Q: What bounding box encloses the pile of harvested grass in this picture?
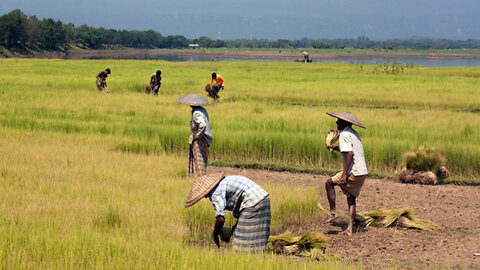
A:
[398,170,439,185]
[268,231,328,256]
[205,84,219,99]
[399,146,450,185]
[145,85,151,94]
[403,145,446,172]
[356,208,437,231]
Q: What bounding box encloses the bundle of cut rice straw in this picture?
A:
[268,231,328,254]
[356,208,437,231]
[325,129,340,152]
[268,231,340,261]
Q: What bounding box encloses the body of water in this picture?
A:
[78,54,480,67]
[139,55,480,67]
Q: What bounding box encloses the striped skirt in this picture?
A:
[233,196,271,252]
[188,137,209,177]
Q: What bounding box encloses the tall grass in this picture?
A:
[0,128,352,269]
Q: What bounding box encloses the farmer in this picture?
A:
[149,70,162,95]
[177,94,213,177]
[302,51,311,63]
[323,111,368,236]
[184,171,271,252]
[207,72,225,99]
[96,68,111,93]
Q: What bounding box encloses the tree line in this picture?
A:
[2,9,480,52]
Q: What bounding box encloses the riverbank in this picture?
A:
[2,47,480,61]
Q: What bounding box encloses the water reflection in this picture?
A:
[68,53,480,67]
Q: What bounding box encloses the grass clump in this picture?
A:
[93,207,122,229]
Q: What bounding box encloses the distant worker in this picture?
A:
[302,51,311,63]
[177,93,213,177]
[205,72,225,100]
[185,171,271,252]
[323,111,368,236]
[96,68,111,93]
[147,70,162,95]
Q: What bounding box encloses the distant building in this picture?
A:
[188,44,200,49]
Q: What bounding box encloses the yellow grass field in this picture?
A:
[1,58,479,268]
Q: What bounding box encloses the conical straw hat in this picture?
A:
[326,111,366,129]
[177,93,212,106]
[185,171,225,207]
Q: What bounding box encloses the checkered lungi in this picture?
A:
[96,78,107,92]
[188,137,209,177]
[233,196,271,252]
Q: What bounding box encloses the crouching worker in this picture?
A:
[150,70,162,95]
[96,68,111,93]
[323,111,368,236]
[206,72,225,100]
[177,94,213,177]
[185,171,271,252]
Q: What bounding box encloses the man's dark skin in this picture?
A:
[324,118,357,236]
[204,191,226,248]
[212,216,225,248]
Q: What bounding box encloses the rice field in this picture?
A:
[0,58,479,268]
[1,58,479,179]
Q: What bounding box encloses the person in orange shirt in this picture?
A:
[210,72,225,91]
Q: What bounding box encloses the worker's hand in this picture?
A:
[327,145,338,151]
[188,134,194,144]
[213,233,220,248]
[221,86,224,90]
[339,173,347,185]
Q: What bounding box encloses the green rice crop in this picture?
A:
[1,58,479,181]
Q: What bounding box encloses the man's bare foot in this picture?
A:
[344,227,353,236]
[322,213,338,223]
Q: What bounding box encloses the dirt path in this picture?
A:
[209,166,480,269]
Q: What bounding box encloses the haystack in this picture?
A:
[356,208,437,231]
[398,146,450,185]
[398,170,439,185]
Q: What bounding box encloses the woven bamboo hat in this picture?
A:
[177,93,212,106]
[326,111,366,129]
[185,171,225,207]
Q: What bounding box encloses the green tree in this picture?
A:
[0,9,28,49]
[38,18,66,49]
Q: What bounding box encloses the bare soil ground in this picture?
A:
[209,166,480,269]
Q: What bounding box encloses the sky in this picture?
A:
[1,0,479,40]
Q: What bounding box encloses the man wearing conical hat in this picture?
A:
[185,171,271,252]
[177,94,213,176]
[323,111,368,236]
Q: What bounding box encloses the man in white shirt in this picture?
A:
[324,111,368,236]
